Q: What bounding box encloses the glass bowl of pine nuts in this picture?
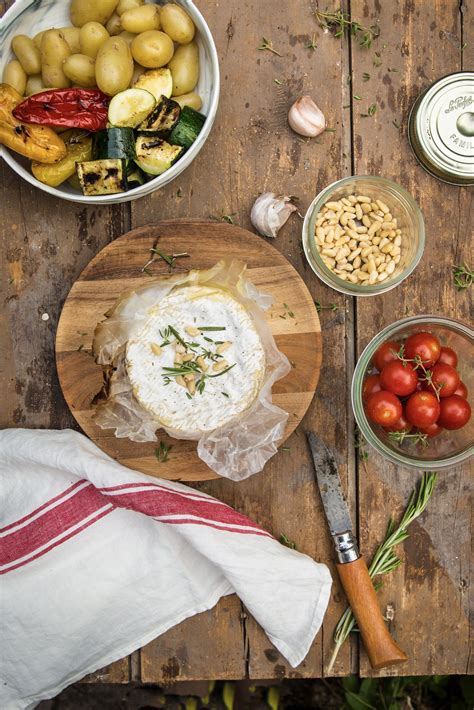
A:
[302,175,425,296]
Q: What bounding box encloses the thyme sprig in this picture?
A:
[327,472,437,672]
[394,346,443,400]
[258,36,282,56]
[142,240,190,274]
[388,430,429,448]
[314,9,379,49]
[155,441,171,463]
[315,300,344,312]
[452,263,473,291]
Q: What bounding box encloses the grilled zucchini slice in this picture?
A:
[138,95,181,133]
[77,158,127,195]
[135,136,184,175]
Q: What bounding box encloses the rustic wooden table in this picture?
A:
[1,0,472,683]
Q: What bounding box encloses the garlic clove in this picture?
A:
[288,95,326,138]
[250,192,299,239]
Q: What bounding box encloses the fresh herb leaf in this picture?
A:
[280,533,297,550]
[306,33,317,50]
[258,36,282,56]
[155,441,172,463]
[197,326,226,331]
[353,94,362,100]
[452,263,473,291]
[315,300,344,312]
[314,9,379,49]
[362,72,370,81]
[221,391,229,398]
[273,78,283,85]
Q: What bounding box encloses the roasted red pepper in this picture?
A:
[12,89,110,132]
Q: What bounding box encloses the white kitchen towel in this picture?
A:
[0,429,332,710]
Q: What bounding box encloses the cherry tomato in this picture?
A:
[380,361,418,397]
[384,411,412,433]
[438,346,458,368]
[424,362,460,398]
[405,391,440,428]
[366,390,402,426]
[372,340,400,372]
[418,422,444,438]
[453,381,468,399]
[363,374,382,401]
[437,395,472,430]
[404,331,441,367]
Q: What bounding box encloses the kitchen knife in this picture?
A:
[307,431,407,670]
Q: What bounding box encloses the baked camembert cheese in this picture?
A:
[125,284,266,435]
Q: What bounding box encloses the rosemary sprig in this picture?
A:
[155,441,172,463]
[167,325,187,348]
[452,263,473,291]
[314,9,379,48]
[197,326,226,331]
[327,472,437,672]
[280,533,298,550]
[315,300,344,312]
[362,72,370,81]
[257,37,282,56]
[306,33,317,50]
[142,242,190,274]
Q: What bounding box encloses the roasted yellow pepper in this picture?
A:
[32,130,92,187]
[0,83,67,164]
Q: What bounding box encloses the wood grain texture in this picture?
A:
[1,0,471,684]
[55,221,322,481]
[350,0,473,678]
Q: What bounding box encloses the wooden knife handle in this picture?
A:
[337,556,408,669]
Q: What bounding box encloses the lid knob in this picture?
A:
[456,111,474,137]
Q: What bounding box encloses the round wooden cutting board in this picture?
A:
[56,221,321,481]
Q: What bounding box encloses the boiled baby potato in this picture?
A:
[106,12,123,35]
[63,54,96,87]
[175,91,202,111]
[167,41,199,96]
[12,34,41,75]
[59,27,82,53]
[25,74,46,95]
[121,4,161,33]
[116,0,143,15]
[80,22,110,58]
[160,3,195,44]
[41,30,71,88]
[70,0,119,27]
[33,30,46,50]
[131,30,174,68]
[3,60,27,95]
[95,36,133,95]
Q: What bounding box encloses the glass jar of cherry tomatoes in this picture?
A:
[352,315,473,469]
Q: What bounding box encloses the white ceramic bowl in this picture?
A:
[0,0,220,204]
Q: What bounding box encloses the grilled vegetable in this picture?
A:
[0,83,67,163]
[137,95,180,133]
[13,88,110,131]
[168,105,205,149]
[135,135,183,175]
[32,130,92,186]
[108,87,155,127]
[132,68,172,100]
[127,164,147,187]
[77,158,126,195]
[93,126,135,160]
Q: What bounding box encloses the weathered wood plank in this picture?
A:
[350,0,472,677]
[135,0,357,680]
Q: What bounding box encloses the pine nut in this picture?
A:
[376,199,390,214]
[353,256,361,269]
[361,202,372,213]
[175,375,186,387]
[356,195,371,203]
[394,235,402,246]
[378,272,388,282]
[348,195,357,203]
[348,248,361,261]
[325,201,341,210]
[322,247,337,256]
[150,343,162,356]
[348,238,357,248]
[176,344,186,354]
[186,326,200,337]
[326,228,335,243]
[368,258,376,273]
[358,271,370,280]
[394,255,401,264]
[355,203,363,220]
[182,353,195,362]
[368,270,378,284]
[386,260,396,275]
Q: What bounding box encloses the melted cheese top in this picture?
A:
[125,285,266,435]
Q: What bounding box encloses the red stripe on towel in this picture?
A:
[0,485,113,566]
[0,506,114,575]
[0,480,88,533]
[102,488,268,534]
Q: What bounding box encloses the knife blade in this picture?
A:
[307,431,408,670]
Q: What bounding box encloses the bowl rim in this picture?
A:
[302,174,425,297]
[351,314,474,470]
[0,0,220,205]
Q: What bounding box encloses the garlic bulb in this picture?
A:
[288,95,326,137]
[250,192,299,239]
